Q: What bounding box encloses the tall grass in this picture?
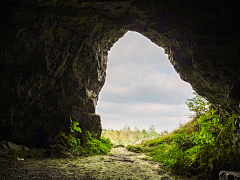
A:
[109,111,240,180]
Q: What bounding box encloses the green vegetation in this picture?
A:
[2,91,240,179]
[0,117,113,160]
[51,117,113,158]
[101,124,160,146]
[102,91,240,179]
[0,148,43,160]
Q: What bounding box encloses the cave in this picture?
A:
[1,0,240,148]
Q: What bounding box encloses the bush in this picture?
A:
[85,131,112,155]
[138,92,240,179]
[52,117,113,158]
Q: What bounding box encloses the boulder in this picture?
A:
[133,138,150,146]
[112,144,125,148]
[0,141,29,151]
[7,142,21,151]
[219,171,240,180]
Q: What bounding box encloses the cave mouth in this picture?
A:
[1,0,240,149]
[96,31,194,134]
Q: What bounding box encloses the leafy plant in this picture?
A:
[53,116,113,158]
[124,92,240,179]
[52,117,85,157]
[185,91,210,118]
[85,131,112,155]
[188,109,239,175]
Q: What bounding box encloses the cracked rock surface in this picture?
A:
[1,0,240,147]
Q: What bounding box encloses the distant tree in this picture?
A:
[132,126,140,139]
[139,129,149,139]
[148,125,160,139]
[185,91,211,118]
[122,125,131,137]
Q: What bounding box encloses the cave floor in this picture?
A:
[0,147,199,180]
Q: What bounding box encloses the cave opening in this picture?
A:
[96,31,194,134]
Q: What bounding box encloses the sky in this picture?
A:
[96,31,195,134]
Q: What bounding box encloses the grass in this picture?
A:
[0,148,44,160]
[107,112,240,180]
[2,112,239,180]
[101,124,160,146]
[0,133,113,160]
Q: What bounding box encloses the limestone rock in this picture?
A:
[1,1,240,149]
[0,143,8,150]
[7,142,21,151]
[112,144,125,148]
[133,138,150,146]
[0,141,29,151]
[219,171,240,180]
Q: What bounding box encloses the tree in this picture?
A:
[148,125,160,139]
[185,91,211,118]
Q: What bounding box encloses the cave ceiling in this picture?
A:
[1,0,240,147]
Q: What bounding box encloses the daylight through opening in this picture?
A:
[96,31,194,136]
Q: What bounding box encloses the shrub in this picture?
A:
[52,117,113,158]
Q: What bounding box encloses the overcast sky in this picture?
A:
[96,31,194,134]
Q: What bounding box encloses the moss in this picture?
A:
[42,28,53,40]
[51,79,55,86]
[63,96,72,104]
[37,76,48,89]
[92,22,103,35]
[126,145,150,153]
[143,134,173,147]
[58,27,68,37]
[17,85,24,93]
[0,149,44,160]
[64,16,88,26]
[72,55,81,76]
[54,59,67,77]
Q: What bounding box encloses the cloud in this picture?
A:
[97,101,190,119]
[108,31,170,70]
[96,31,194,133]
[99,69,192,104]
[97,100,193,133]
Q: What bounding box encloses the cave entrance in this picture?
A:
[96,31,194,134]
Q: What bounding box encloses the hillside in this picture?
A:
[101,92,240,179]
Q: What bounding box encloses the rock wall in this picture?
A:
[1,0,240,147]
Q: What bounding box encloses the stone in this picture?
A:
[7,142,21,151]
[21,145,30,151]
[219,171,240,180]
[1,1,240,149]
[0,143,8,150]
[0,141,9,150]
[112,144,124,148]
[133,138,150,146]
[0,141,30,151]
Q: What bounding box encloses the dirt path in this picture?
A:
[0,147,198,180]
